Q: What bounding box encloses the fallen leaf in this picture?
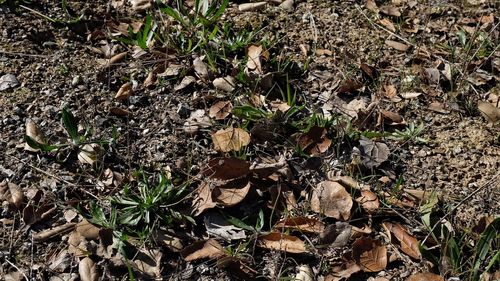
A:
[257,232,307,253]
[366,0,378,12]
[310,181,353,220]
[381,110,405,125]
[297,126,332,155]
[424,68,440,85]
[109,107,130,116]
[204,211,247,240]
[338,79,363,94]
[319,221,352,247]
[352,237,387,272]
[360,63,379,80]
[114,82,132,101]
[428,102,450,114]
[158,64,183,77]
[213,76,236,92]
[23,204,56,225]
[467,70,493,86]
[269,100,291,112]
[0,74,20,91]
[383,222,421,259]
[316,49,333,56]
[106,51,127,67]
[385,40,409,52]
[76,219,100,240]
[174,76,196,92]
[379,5,401,17]
[238,2,267,12]
[78,144,101,165]
[192,181,217,216]
[383,84,401,102]
[212,127,251,152]
[130,0,152,11]
[133,249,162,278]
[79,257,98,281]
[213,178,251,207]
[209,101,233,120]
[25,119,47,152]
[406,272,444,281]
[193,56,209,80]
[0,181,23,210]
[202,157,250,180]
[379,18,396,32]
[295,265,314,281]
[326,260,361,280]
[359,137,390,168]
[274,217,325,233]
[478,101,500,124]
[246,45,264,75]
[356,190,380,213]
[400,92,422,99]
[181,239,226,261]
[154,230,183,252]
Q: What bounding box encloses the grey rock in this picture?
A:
[0,74,20,91]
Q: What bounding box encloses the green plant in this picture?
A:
[25,107,112,164]
[390,122,426,144]
[111,170,194,234]
[115,15,155,50]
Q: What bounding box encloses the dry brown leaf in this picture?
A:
[326,260,361,281]
[360,63,378,80]
[359,137,390,168]
[400,92,422,99]
[213,178,251,207]
[130,0,152,11]
[212,127,250,152]
[297,126,331,155]
[381,110,405,125]
[406,272,444,281]
[319,222,352,247]
[133,249,162,278]
[352,237,387,272]
[379,18,396,32]
[76,219,100,240]
[274,217,325,233]
[315,49,333,56]
[193,57,209,80]
[310,181,353,220]
[154,230,183,252]
[385,40,409,52]
[338,79,363,94]
[202,157,250,180]
[106,51,127,67]
[115,82,132,101]
[428,102,451,114]
[269,101,291,113]
[238,2,266,12]
[174,75,196,92]
[246,45,263,75]
[79,257,98,281]
[379,5,401,17]
[25,119,46,152]
[192,181,217,216]
[23,204,56,225]
[257,232,307,253]
[478,101,500,124]
[365,0,378,12]
[355,190,380,213]
[209,101,233,120]
[383,222,421,259]
[383,83,401,102]
[213,76,236,92]
[181,239,226,261]
[1,182,23,210]
[109,107,130,116]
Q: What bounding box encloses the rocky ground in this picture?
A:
[0,0,499,280]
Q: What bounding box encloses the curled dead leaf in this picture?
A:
[257,232,307,253]
[114,82,132,101]
[76,219,100,240]
[359,137,390,168]
[213,76,236,92]
[356,190,380,213]
[297,126,331,155]
[274,217,325,233]
[79,257,99,281]
[25,119,46,152]
[78,144,102,165]
[385,40,409,52]
[213,178,251,207]
[246,45,264,75]
[310,181,353,220]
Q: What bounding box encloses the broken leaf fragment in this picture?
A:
[257,232,307,253]
[212,127,250,152]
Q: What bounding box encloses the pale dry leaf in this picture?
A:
[257,232,307,253]
[356,190,380,213]
[383,222,421,259]
[78,144,101,165]
[406,272,444,281]
[133,249,162,278]
[193,57,209,79]
[381,110,405,125]
[383,84,401,102]
[478,101,500,124]
[213,76,236,92]
[310,181,353,220]
[5,182,23,210]
[318,221,352,247]
[326,260,361,281]
[192,181,217,216]
[246,45,263,75]
[380,5,401,17]
[130,0,152,11]
[79,257,99,281]
[295,265,314,281]
[352,237,387,272]
[115,82,132,101]
[385,40,409,52]
[400,92,422,99]
[365,0,378,12]
[76,219,100,240]
[379,18,396,32]
[209,101,233,120]
[181,239,226,261]
[158,64,183,77]
[204,211,247,240]
[174,76,196,92]
[238,2,266,12]
[25,119,46,152]
[106,51,127,67]
[359,137,389,168]
[269,101,291,112]
[274,216,325,233]
[212,127,250,152]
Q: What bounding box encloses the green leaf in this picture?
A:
[226,214,255,232]
[472,218,500,280]
[24,135,59,152]
[161,6,186,27]
[62,107,79,141]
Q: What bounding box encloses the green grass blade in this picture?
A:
[62,107,79,141]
